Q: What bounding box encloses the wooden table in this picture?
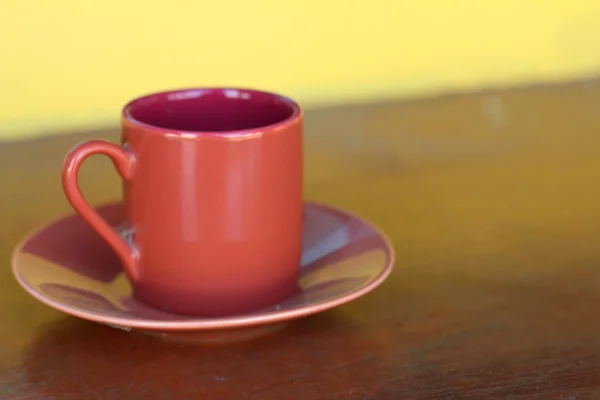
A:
[2,81,600,399]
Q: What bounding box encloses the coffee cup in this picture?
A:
[62,88,303,317]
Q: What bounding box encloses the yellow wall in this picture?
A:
[2,0,600,140]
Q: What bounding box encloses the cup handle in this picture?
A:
[62,140,139,281]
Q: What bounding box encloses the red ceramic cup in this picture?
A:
[62,88,303,317]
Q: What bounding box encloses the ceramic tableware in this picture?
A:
[12,202,394,340]
[62,88,303,316]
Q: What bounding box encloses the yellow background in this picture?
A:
[2,0,600,140]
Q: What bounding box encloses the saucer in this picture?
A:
[12,201,394,341]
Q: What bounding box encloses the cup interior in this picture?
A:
[124,88,299,133]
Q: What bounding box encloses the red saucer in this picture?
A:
[12,201,394,340]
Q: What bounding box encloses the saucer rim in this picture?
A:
[12,200,395,331]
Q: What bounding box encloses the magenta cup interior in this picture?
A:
[123,88,300,133]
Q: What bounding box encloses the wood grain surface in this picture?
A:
[2,81,600,399]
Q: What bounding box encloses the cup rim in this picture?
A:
[122,87,302,137]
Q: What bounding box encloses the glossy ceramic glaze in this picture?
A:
[12,202,394,333]
[62,88,303,316]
